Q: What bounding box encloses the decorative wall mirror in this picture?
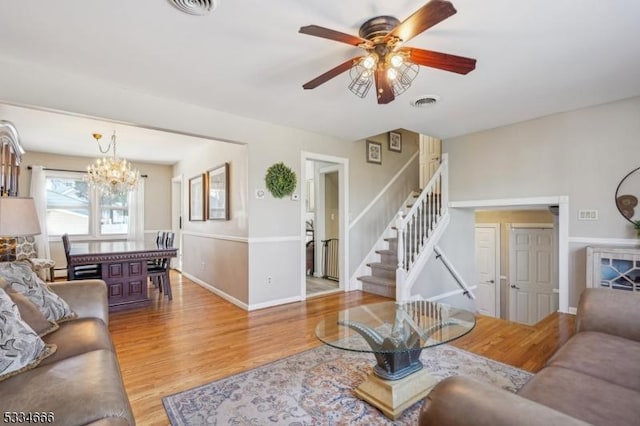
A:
[615,166,640,224]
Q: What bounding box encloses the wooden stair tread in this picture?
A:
[367,262,396,271]
[375,249,395,255]
[357,275,395,287]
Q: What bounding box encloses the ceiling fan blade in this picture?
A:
[405,47,476,74]
[388,0,457,44]
[302,57,363,90]
[299,25,367,47]
[374,69,395,104]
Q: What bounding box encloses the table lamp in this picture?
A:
[0,197,42,261]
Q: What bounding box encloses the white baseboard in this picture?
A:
[182,272,249,311]
[182,271,303,311]
[567,307,577,315]
[247,295,303,311]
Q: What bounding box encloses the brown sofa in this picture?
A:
[0,280,135,425]
[419,288,640,426]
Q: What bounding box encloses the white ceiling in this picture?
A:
[1,0,640,163]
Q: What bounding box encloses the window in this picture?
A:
[100,191,129,235]
[45,171,130,237]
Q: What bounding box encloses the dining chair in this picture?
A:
[164,232,175,248]
[148,257,172,300]
[148,231,166,288]
[62,233,102,280]
[15,236,56,281]
[148,231,174,300]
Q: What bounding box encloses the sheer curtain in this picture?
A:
[127,179,145,241]
[29,165,51,258]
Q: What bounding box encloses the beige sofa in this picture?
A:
[0,280,135,425]
[419,288,640,426]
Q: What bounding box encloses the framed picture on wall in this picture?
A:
[189,174,205,221]
[389,131,402,152]
[366,140,382,164]
[206,162,230,220]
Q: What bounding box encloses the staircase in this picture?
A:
[357,155,449,300]
[358,235,400,298]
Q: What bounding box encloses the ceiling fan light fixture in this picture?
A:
[362,54,378,70]
[390,61,419,96]
[348,62,374,98]
[389,53,404,68]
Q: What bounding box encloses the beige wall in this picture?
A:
[445,96,640,307]
[173,138,249,303]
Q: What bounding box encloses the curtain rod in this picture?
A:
[27,166,148,178]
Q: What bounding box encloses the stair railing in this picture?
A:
[434,245,476,299]
[396,154,449,300]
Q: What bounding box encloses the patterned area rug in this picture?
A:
[163,344,532,425]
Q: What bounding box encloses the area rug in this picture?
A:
[163,344,532,425]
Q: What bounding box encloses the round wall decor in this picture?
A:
[265,162,297,198]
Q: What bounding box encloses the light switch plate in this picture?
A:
[578,209,598,220]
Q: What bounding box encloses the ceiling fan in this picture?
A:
[299,0,476,104]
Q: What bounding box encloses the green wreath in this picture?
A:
[265,162,297,198]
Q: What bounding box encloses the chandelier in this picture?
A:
[86,131,140,194]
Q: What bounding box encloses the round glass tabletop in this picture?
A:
[315,300,476,354]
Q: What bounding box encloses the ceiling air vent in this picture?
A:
[168,0,217,15]
[410,95,441,108]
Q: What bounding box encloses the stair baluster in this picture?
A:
[357,154,450,301]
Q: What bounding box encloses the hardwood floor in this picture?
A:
[109,271,575,425]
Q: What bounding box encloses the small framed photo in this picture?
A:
[366,140,382,165]
[189,174,205,221]
[206,162,230,221]
[389,131,402,152]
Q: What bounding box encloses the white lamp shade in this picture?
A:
[0,197,42,237]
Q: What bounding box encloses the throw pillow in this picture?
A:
[0,261,75,322]
[0,287,56,382]
[6,287,59,337]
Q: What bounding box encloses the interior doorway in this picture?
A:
[171,175,183,271]
[300,152,349,299]
[474,208,559,323]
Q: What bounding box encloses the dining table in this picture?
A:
[67,240,178,311]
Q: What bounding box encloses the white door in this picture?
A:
[475,225,499,317]
[419,135,441,188]
[509,227,557,325]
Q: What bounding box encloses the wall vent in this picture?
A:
[168,0,217,15]
[410,95,441,108]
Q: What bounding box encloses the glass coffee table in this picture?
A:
[315,300,475,420]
